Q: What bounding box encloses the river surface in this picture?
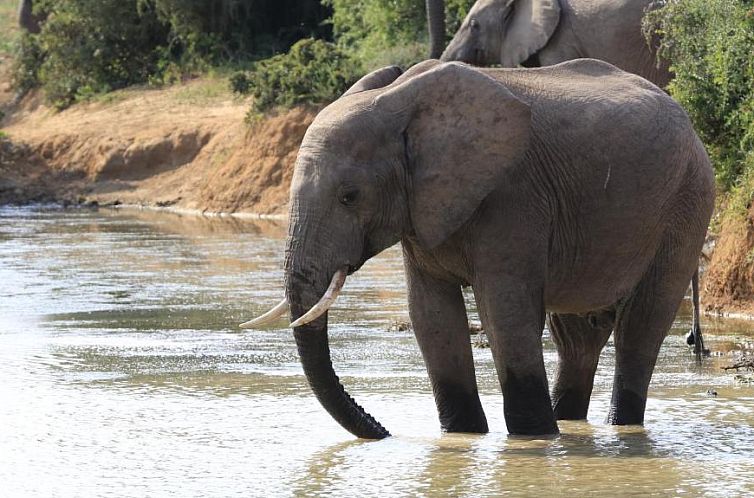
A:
[1,206,753,497]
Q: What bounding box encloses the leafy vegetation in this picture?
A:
[5,0,480,111]
[231,38,361,120]
[325,0,473,69]
[229,0,476,119]
[645,0,754,193]
[11,0,331,108]
[0,0,21,55]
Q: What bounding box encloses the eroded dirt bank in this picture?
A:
[703,206,754,317]
[0,80,317,215]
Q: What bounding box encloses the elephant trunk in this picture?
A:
[285,254,389,439]
[292,321,389,439]
[426,0,446,59]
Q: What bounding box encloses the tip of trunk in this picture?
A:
[294,322,390,440]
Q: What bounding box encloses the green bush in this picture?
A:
[34,0,169,109]
[237,38,361,119]
[12,0,332,109]
[11,33,44,94]
[149,0,331,61]
[325,0,474,69]
[645,0,754,190]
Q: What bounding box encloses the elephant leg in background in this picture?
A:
[548,312,614,420]
[607,231,702,425]
[474,274,558,435]
[405,257,488,433]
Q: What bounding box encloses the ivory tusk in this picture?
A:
[290,267,348,328]
[239,298,289,329]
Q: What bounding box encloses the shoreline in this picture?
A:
[109,203,287,221]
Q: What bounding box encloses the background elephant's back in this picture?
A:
[542,0,671,87]
[484,58,676,122]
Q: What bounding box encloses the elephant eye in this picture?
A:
[470,18,480,30]
[338,187,360,207]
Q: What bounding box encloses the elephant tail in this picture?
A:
[686,268,710,361]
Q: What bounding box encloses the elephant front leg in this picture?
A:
[474,276,558,436]
[405,260,488,434]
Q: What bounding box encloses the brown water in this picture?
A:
[1,206,753,497]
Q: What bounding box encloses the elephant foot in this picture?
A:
[442,416,489,434]
[436,382,489,434]
[605,389,646,425]
[503,371,559,436]
[552,387,590,420]
[505,415,559,436]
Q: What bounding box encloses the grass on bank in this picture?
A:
[0,0,20,56]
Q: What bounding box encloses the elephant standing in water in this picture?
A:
[434,0,709,353]
[243,60,714,438]
[430,0,670,87]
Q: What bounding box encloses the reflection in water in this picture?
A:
[1,206,753,497]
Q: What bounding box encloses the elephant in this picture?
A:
[434,0,671,88]
[436,0,711,354]
[243,59,714,438]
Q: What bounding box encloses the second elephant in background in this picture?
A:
[434,0,670,87]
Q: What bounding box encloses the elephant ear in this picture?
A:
[501,0,561,67]
[373,62,531,249]
[342,66,403,97]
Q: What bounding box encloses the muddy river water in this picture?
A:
[1,206,753,497]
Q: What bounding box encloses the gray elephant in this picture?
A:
[436,0,712,354]
[434,0,670,87]
[243,59,714,438]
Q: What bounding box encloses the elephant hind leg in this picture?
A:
[607,230,705,425]
[549,312,614,420]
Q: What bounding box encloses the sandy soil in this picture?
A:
[0,78,317,214]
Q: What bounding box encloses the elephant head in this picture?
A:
[441,0,561,67]
[244,61,531,438]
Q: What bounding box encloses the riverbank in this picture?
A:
[0,78,317,215]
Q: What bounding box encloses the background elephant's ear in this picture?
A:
[374,62,531,249]
[501,0,561,67]
[342,66,403,97]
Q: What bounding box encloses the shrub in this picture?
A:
[11,32,44,94]
[645,0,754,190]
[149,0,331,61]
[12,0,333,108]
[229,71,251,95]
[239,38,361,119]
[34,0,169,109]
[325,0,474,69]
